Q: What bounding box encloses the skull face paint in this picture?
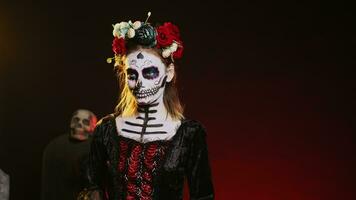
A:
[70,109,97,141]
[127,50,167,105]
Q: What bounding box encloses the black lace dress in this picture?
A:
[85,116,214,200]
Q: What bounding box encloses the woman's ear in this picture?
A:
[166,63,175,82]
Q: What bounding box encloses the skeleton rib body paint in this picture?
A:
[116,50,181,143]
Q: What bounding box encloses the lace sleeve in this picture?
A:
[78,122,108,199]
[185,122,215,200]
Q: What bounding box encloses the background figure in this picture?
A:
[0,169,9,200]
[41,109,97,200]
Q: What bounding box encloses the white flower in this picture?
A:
[112,23,121,37]
[119,22,129,29]
[133,21,141,29]
[127,28,135,38]
[112,22,130,38]
[162,48,172,58]
[169,42,178,52]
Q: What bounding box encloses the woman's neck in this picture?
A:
[136,96,169,121]
[116,95,181,143]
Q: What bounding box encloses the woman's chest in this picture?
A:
[105,135,189,179]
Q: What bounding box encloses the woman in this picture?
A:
[81,13,214,200]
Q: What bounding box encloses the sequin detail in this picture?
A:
[118,137,169,200]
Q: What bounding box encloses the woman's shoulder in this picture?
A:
[92,113,118,138]
[181,118,205,128]
[96,113,117,126]
[180,118,208,139]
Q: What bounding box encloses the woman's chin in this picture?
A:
[137,98,153,105]
[136,96,158,105]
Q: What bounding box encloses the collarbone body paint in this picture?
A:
[115,97,181,143]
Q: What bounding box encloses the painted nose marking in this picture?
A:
[137,52,144,59]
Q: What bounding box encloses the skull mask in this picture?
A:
[70,109,97,141]
[126,50,174,105]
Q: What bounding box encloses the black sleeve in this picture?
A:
[82,122,108,196]
[185,122,215,200]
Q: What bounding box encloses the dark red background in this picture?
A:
[0,0,355,199]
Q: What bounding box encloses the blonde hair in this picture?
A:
[114,47,184,120]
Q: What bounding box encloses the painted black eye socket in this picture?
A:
[127,68,138,80]
[82,119,90,126]
[142,66,159,79]
[72,117,80,123]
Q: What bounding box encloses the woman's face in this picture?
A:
[126,49,168,105]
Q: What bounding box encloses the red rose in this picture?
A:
[173,41,184,59]
[142,171,152,182]
[166,22,180,38]
[126,194,135,200]
[112,37,126,55]
[127,182,137,193]
[156,27,174,48]
[156,22,181,48]
[141,183,152,194]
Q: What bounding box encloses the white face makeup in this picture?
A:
[116,50,180,143]
[126,50,167,105]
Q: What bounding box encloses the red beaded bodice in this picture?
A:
[118,136,170,200]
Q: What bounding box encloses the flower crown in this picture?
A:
[107,12,184,66]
